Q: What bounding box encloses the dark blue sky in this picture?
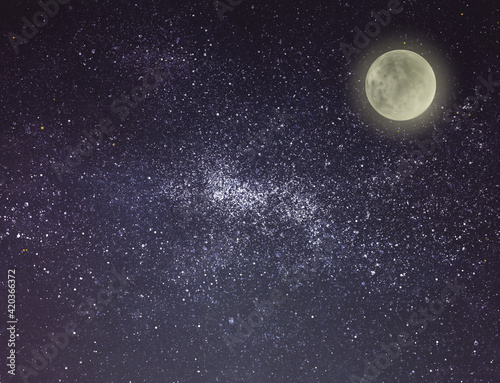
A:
[1,0,499,382]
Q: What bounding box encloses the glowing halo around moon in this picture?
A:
[365,49,437,121]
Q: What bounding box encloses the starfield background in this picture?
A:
[0,0,499,382]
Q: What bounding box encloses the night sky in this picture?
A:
[1,0,499,382]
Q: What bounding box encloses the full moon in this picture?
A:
[365,50,436,121]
